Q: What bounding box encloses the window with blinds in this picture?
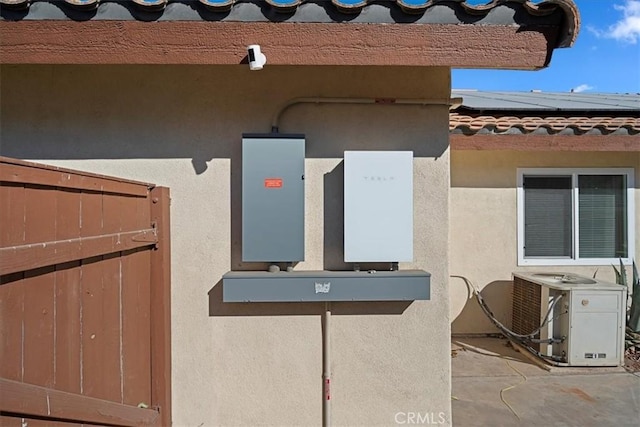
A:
[517,169,634,265]
[578,175,627,258]
[523,176,572,258]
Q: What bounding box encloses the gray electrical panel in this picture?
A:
[242,134,305,262]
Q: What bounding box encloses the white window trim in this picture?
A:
[517,168,635,266]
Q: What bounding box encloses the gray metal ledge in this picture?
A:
[222,270,430,302]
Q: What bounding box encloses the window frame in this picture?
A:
[517,168,635,266]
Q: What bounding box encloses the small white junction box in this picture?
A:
[344,151,413,263]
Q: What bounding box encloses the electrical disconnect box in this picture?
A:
[242,134,305,262]
[344,151,413,262]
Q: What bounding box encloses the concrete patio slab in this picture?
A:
[452,337,640,426]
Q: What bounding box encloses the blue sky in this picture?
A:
[452,0,640,93]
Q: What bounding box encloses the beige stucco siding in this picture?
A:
[1,64,452,426]
[450,150,640,334]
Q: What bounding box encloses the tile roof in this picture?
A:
[449,114,640,136]
[0,0,580,47]
[450,91,640,136]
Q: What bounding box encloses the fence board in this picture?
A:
[103,193,123,234]
[121,184,152,408]
[100,253,124,403]
[1,415,89,427]
[0,229,157,276]
[102,194,125,403]
[0,276,23,382]
[54,188,82,394]
[0,183,25,247]
[122,249,152,407]
[54,261,82,394]
[0,183,25,383]
[80,255,106,400]
[150,187,172,427]
[1,378,160,427]
[22,267,56,389]
[0,415,23,427]
[17,420,50,427]
[0,160,150,197]
[54,188,81,241]
[24,184,57,245]
[22,185,57,389]
[78,190,103,398]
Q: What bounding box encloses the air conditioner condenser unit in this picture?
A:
[512,272,626,367]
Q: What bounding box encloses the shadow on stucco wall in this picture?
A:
[451,280,513,334]
[0,66,449,167]
[323,161,346,271]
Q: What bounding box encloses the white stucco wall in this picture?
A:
[450,150,640,334]
[1,64,452,426]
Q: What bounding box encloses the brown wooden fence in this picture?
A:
[0,157,171,427]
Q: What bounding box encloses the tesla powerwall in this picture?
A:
[344,151,414,263]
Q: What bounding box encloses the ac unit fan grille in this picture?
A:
[512,276,542,351]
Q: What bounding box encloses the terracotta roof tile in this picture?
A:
[449,114,640,136]
[0,0,580,47]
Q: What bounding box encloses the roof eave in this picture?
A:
[0,20,562,68]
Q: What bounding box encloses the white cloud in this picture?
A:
[571,84,594,93]
[586,25,602,37]
[591,0,640,44]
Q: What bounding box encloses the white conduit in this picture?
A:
[323,302,331,427]
[271,97,463,133]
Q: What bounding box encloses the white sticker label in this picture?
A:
[315,282,331,294]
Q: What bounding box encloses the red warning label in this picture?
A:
[264,178,283,188]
